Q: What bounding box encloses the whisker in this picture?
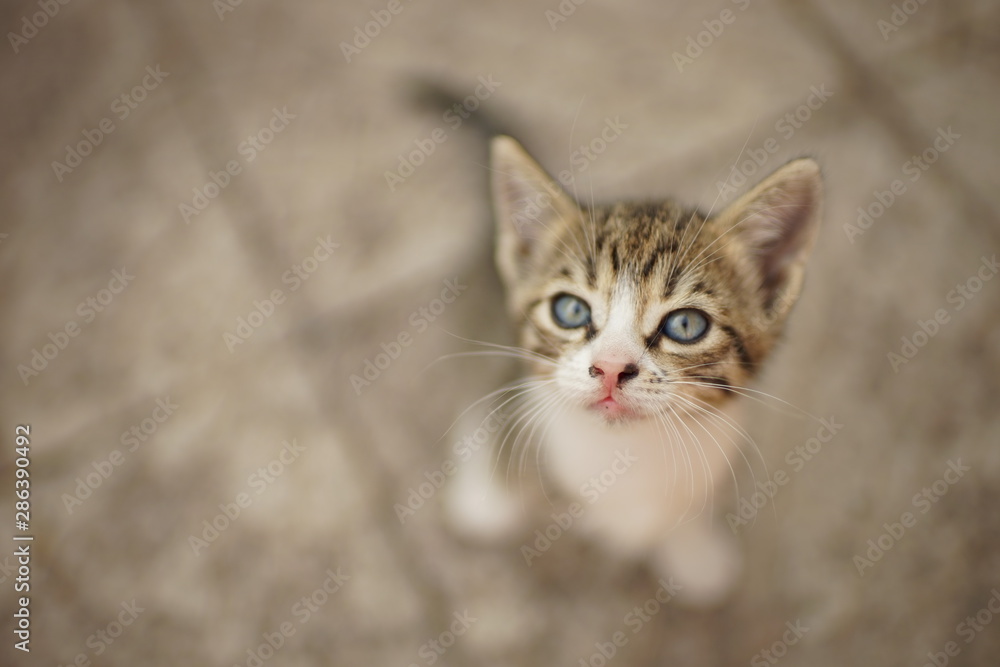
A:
[432,349,559,367]
[491,385,562,495]
[436,375,556,447]
[649,403,685,512]
[663,400,707,525]
[669,378,817,420]
[671,393,761,509]
[507,389,560,482]
[528,392,574,512]
[433,331,559,366]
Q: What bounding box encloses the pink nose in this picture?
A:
[589,360,639,391]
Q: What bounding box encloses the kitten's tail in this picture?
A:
[405,76,517,140]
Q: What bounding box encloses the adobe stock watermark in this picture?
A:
[350,277,467,395]
[51,65,170,182]
[544,0,588,31]
[384,74,501,192]
[8,0,73,54]
[877,0,931,40]
[853,458,969,576]
[189,439,306,556]
[213,0,245,21]
[500,148,599,238]
[750,620,810,666]
[340,0,416,63]
[556,116,629,188]
[920,588,1000,667]
[223,236,340,352]
[747,290,798,334]
[395,409,511,523]
[716,84,833,201]
[18,268,134,386]
[179,106,296,223]
[61,397,178,515]
[506,182,560,238]
[843,126,960,243]
[55,600,144,667]
[404,610,477,667]
[521,449,638,566]
[232,566,350,667]
[726,417,843,533]
[672,0,753,73]
[887,254,998,373]
[577,578,682,667]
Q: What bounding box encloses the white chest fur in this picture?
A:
[543,402,745,556]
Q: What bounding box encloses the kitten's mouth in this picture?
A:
[589,395,638,422]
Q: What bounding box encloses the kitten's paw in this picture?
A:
[652,522,742,608]
[443,440,524,543]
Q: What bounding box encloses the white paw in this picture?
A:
[651,522,742,607]
[443,436,524,542]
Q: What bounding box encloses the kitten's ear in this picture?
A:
[720,158,822,317]
[491,136,580,285]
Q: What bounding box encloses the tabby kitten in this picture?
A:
[447,136,822,604]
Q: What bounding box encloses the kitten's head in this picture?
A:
[490,136,821,424]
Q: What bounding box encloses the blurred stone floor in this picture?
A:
[2,0,1000,665]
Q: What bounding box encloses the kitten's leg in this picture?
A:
[443,410,526,542]
[651,520,742,607]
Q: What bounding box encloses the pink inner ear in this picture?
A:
[492,137,583,256]
[757,202,812,290]
[494,170,554,247]
[508,191,553,242]
[741,177,819,297]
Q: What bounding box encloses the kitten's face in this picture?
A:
[516,204,761,423]
[490,137,821,425]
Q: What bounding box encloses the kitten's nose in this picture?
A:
[589,360,640,388]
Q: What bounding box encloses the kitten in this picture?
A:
[446,135,822,605]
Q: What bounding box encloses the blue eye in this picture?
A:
[662,309,709,343]
[552,294,591,329]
